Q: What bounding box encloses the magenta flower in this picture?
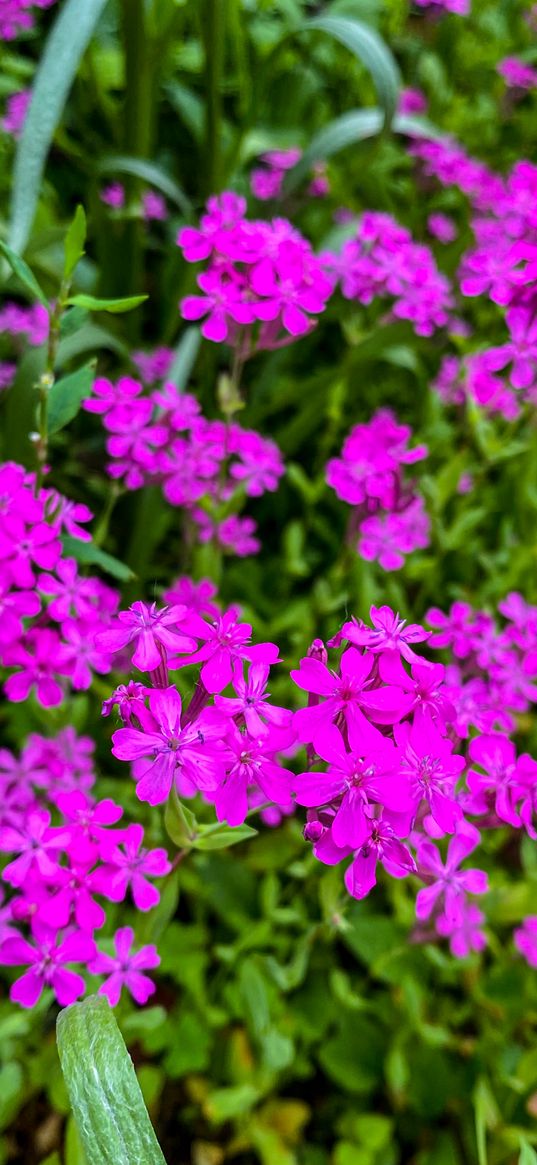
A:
[0,924,95,1008]
[181,269,256,342]
[436,902,487,958]
[4,630,72,707]
[415,824,488,924]
[95,601,196,672]
[100,182,125,209]
[89,823,170,910]
[467,733,525,826]
[342,605,430,664]
[90,926,160,1006]
[293,719,409,848]
[212,727,294,827]
[180,611,280,694]
[0,808,69,886]
[344,813,417,901]
[111,688,225,804]
[514,916,537,967]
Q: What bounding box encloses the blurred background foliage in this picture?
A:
[3,0,537,1163]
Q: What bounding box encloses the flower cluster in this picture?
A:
[82,376,285,556]
[94,597,537,970]
[326,409,430,571]
[98,597,295,822]
[0,0,55,40]
[498,57,537,92]
[250,147,329,201]
[0,462,119,707]
[0,300,49,391]
[322,211,455,337]
[0,728,167,1008]
[177,192,333,344]
[426,593,537,738]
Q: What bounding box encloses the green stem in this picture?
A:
[202,0,226,194]
[34,277,70,493]
[119,0,154,322]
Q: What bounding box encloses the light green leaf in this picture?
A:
[284,109,383,192]
[64,206,87,281]
[0,239,49,307]
[304,15,400,124]
[61,536,135,582]
[193,822,258,850]
[66,293,148,314]
[97,156,191,215]
[9,0,109,254]
[47,362,95,436]
[56,996,167,1165]
[57,323,129,366]
[519,1141,537,1165]
[392,113,447,141]
[167,327,201,391]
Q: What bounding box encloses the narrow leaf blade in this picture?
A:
[56,996,167,1165]
[97,155,191,215]
[61,536,135,582]
[0,239,49,307]
[9,0,108,254]
[304,15,400,125]
[284,109,383,193]
[64,206,87,281]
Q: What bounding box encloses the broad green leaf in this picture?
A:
[61,536,135,582]
[66,293,148,314]
[97,156,191,215]
[9,0,109,254]
[304,15,400,124]
[47,362,95,436]
[284,109,383,192]
[64,206,87,281]
[519,1141,537,1165]
[168,328,201,391]
[57,323,129,366]
[193,822,258,850]
[56,996,167,1165]
[0,239,49,307]
[164,788,199,848]
[392,113,447,141]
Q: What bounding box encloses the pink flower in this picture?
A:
[95,601,196,672]
[415,824,488,924]
[394,714,465,832]
[498,57,537,91]
[215,661,293,738]
[0,808,68,886]
[100,183,125,209]
[4,630,72,707]
[90,926,160,1006]
[436,902,487,958]
[142,191,168,222]
[1,924,95,1008]
[2,88,30,136]
[211,728,294,827]
[341,605,430,664]
[291,646,411,743]
[180,611,280,694]
[111,688,225,805]
[514,916,537,967]
[90,824,170,911]
[427,213,457,243]
[344,813,417,901]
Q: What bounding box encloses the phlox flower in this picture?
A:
[436,902,487,958]
[514,917,537,968]
[343,812,417,901]
[415,824,488,924]
[215,661,293,739]
[89,823,170,911]
[179,611,280,694]
[466,733,526,825]
[4,630,72,707]
[0,808,69,886]
[291,645,412,743]
[95,600,196,672]
[341,605,430,664]
[394,714,465,832]
[111,687,225,805]
[211,727,294,827]
[0,924,95,1009]
[91,926,160,1007]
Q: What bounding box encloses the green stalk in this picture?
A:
[34,276,70,492]
[119,0,154,323]
[202,0,226,194]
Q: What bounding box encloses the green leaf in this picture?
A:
[193,822,258,850]
[167,328,201,391]
[164,787,199,848]
[47,362,95,436]
[56,996,167,1165]
[392,113,447,142]
[304,15,400,124]
[9,0,109,254]
[519,1141,537,1165]
[66,293,148,314]
[0,238,49,307]
[284,109,383,192]
[61,536,135,582]
[97,156,191,215]
[64,206,87,281]
[57,323,129,366]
